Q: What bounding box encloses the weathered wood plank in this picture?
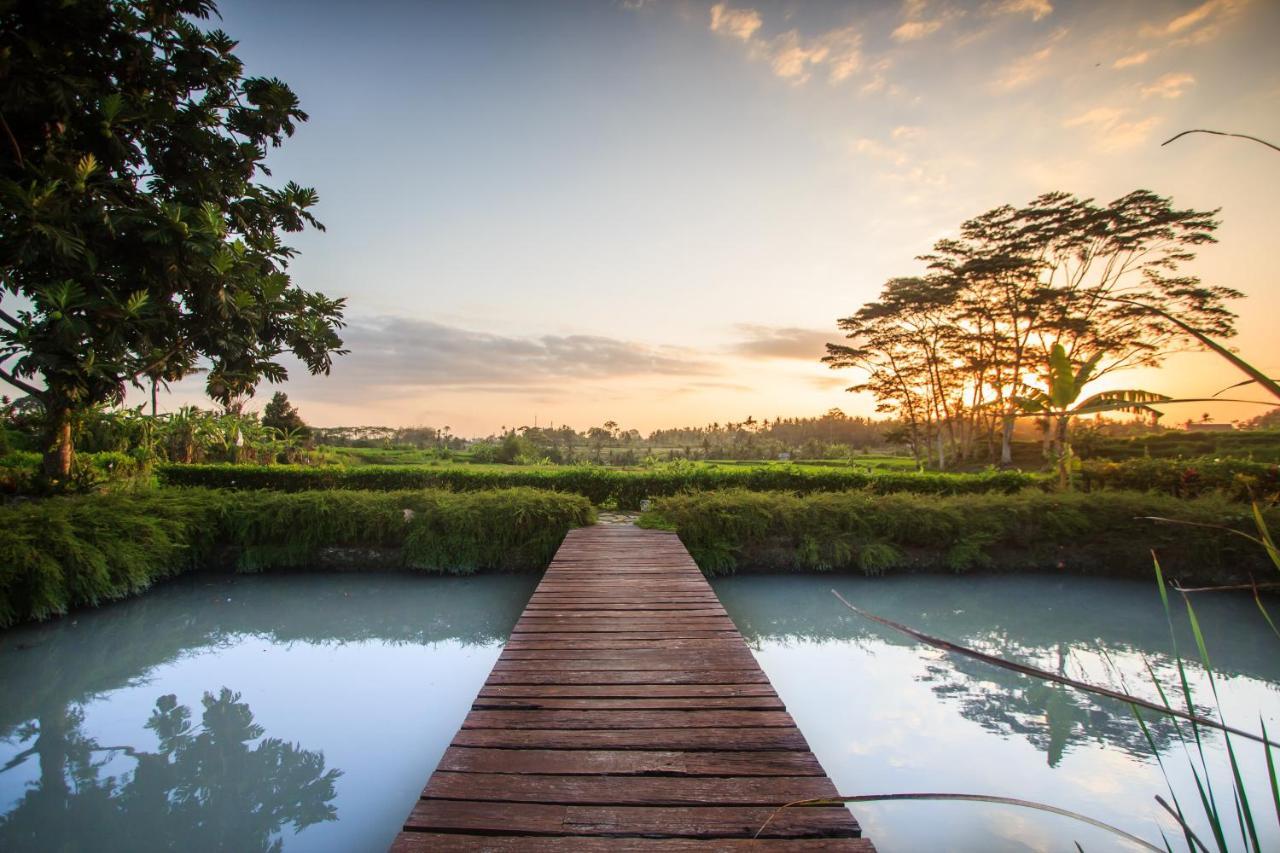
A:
[462,709,796,730]
[476,684,780,699]
[392,834,876,851]
[435,747,825,776]
[472,696,785,710]
[404,800,861,839]
[424,772,837,806]
[450,727,811,751]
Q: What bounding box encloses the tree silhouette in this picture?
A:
[0,689,341,852]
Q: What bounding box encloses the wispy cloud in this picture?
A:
[986,0,1054,21]
[991,28,1067,91]
[730,325,834,360]
[708,3,862,85]
[709,2,761,41]
[1063,106,1159,151]
[1143,0,1249,45]
[1113,50,1151,69]
[892,0,961,43]
[1142,71,1196,99]
[312,317,712,393]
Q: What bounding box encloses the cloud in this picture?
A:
[708,4,862,85]
[986,0,1053,20]
[1143,0,1249,45]
[308,317,712,393]
[991,29,1067,91]
[893,19,944,42]
[1142,71,1196,99]
[1113,50,1150,68]
[709,2,762,41]
[1063,106,1159,151]
[891,125,925,142]
[730,325,834,360]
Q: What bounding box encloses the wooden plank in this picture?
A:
[423,772,838,805]
[450,727,811,751]
[393,834,876,851]
[476,684,780,699]
[393,526,869,850]
[485,670,771,685]
[404,800,861,839]
[462,709,796,730]
[471,696,785,710]
[435,747,825,776]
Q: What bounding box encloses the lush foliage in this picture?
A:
[825,190,1237,469]
[155,462,1039,507]
[0,0,345,476]
[640,489,1277,581]
[1080,456,1280,502]
[1074,428,1280,463]
[0,487,593,627]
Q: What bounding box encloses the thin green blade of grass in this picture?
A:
[1156,556,1228,852]
[1133,702,1201,852]
[1156,795,1213,853]
[1262,718,1280,834]
[1183,593,1263,851]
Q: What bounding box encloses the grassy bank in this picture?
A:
[156,463,1036,506]
[0,487,593,628]
[639,489,1277,583]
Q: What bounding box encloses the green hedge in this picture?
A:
[0,487,593,628]
[639,489,1278,583]
[156,463,1038,507]
[1080,457,1280,502]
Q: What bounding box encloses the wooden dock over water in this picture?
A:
[392,525,872,850]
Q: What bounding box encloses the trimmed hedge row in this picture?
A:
[639,489,1278,583]
[156,463,1038,507]
[1080,457,1279,502]
[0,487,594,628]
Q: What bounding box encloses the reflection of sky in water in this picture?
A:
[0,573,536,853]
[2,571,1276,852]
[714,574,1280,853]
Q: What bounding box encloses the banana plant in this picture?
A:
[1015,344,1170,490]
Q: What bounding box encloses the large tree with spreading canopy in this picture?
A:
[0,0,346,479]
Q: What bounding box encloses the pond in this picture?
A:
[1,571,1276,852]
[0,573,536,852]
[712,574,1280,852]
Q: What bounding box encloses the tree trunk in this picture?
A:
[1055,415,1071,491]
[1000,414,1014,467]
[42,408,74,481]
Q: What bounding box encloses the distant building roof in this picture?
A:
[1183,422,1235,432]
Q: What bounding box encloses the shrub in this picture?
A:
[156,463,1039,507]
[0,487,594,628]
[639,489,1277,583]
[1080,456,1279,502]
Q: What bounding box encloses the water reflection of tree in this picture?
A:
[0,689,340,852]
[716,576,1274,767]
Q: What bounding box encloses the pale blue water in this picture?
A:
[713,574,1280,852]
[1,571,1276,852]
[0,573,536,853]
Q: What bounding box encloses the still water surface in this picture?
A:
[0,573,536,852]
[713,574,1280,852]
[0,571,1276,852]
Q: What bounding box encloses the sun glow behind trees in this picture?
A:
[824,189,1239,469]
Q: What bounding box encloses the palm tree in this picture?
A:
[1015,343,1168,490]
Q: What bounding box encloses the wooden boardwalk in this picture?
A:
[391,525,872,851]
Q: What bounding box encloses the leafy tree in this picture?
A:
[828,190,1239,471]
[0,0,347,480]
[260,391,308,437]
[1014,343,1167,489]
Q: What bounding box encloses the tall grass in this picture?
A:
[0,487,594,628]
[640,488,1278,582]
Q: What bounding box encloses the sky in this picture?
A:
[152,0,1280,434]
